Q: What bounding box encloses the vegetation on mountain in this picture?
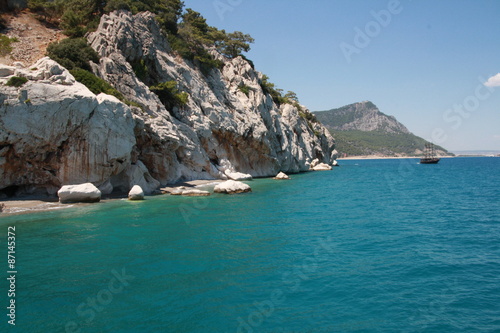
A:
[30,0,254,72]
[24,0,306,113]
[332,130,433,156]
[0,34,18,57]
[46,37,99,71]
[149,80,189,109]
[69,69,124,100]
[6,76,28,87]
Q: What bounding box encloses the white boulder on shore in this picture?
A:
[225,170,253,181]
[214,180,251,194]
[128,185,144,200]
[181,189,211,197]
[58,183,101,203]
[169,186,211,196]
[274,172,290,180]
[312,163,333,171]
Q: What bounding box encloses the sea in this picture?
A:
[1,157,499,333]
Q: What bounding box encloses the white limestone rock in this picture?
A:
[214,180,251,194]
[128,185,144,200]
[15,57,76,85]
[170,186,187,196]
[313,163,333,171]
[58,183,101,203]
[225,170,253,181]
[274,172,290,180]
[181,189,210,197]
[0,64,16,77]
[87,11,336,182]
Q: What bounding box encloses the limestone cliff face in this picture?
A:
[86,11,336,182]
[0,10,336,196]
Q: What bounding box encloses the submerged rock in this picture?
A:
[214,180,251,194]
[128,185,144,200]
[181,189,211,197]
[170,186,188,195]
[58,183,101,203]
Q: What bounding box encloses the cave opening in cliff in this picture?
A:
[1,185,20,198]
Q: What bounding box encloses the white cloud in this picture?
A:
[484,73,500,87]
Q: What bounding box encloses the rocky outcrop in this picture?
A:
[214,180,251,194]
[0,57,152,196]
[312,163,333,171]
[58,183,101,203]
[0,10,336,197]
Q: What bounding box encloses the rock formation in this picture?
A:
[274,172,290,180]
[0,10,336,197]
[58,183,101,203]
[128,185,144,200]
[181,189,210,197]
[214,180,251,194]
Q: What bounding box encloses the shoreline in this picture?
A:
[0,179,223,216]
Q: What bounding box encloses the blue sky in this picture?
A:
[182,0,500,151]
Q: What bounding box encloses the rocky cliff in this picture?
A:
[0,10,336,197]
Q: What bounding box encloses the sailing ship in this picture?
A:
[420,143,440,164]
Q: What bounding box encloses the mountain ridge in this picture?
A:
[314,101,450,157]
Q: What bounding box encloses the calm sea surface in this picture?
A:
[1,157,499,332]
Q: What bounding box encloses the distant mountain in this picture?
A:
[314,101,451,157]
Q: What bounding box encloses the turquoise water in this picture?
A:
[1,157,500,332]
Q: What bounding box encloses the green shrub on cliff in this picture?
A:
[46,37,99,71]
[70,69,124,100]
[0,34,18,57]
[150,80,189,109]
[6,76,28,87]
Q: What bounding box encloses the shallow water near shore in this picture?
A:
[1,157,499,332]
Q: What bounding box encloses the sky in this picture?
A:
[182,0,500,151]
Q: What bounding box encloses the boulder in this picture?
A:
[181,189,211,197]
[128,185,144,200]
[214,180,251,194]
[0,64,16,77]
[58,183,101,203]
[225,170,253,181]
[310,158,320,169]
[170,186,187,195]
[313,163,332,171]
[274,172,290,180]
